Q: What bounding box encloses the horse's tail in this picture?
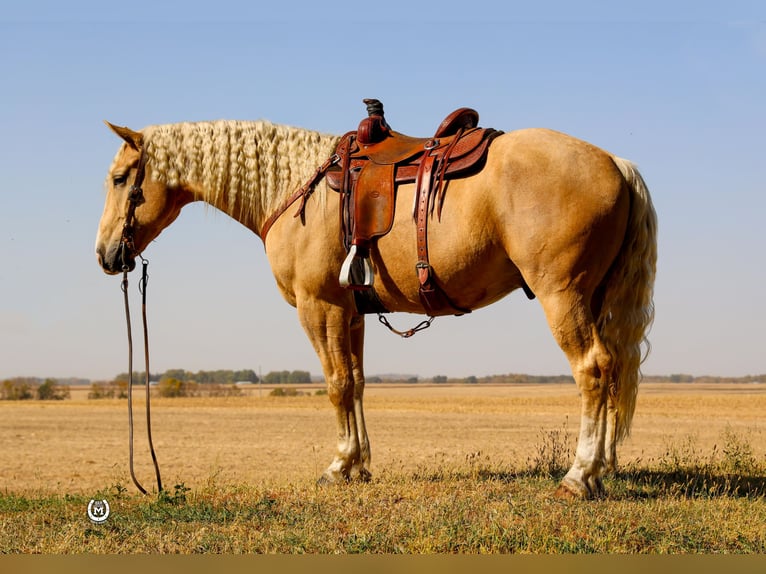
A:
[598,157,658,442]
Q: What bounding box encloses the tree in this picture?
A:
[36,379,70,400]
[113,371,154,384]
[287,370,311,384]
[265,370,307,384]
[88,380,128,399]
[163,369,188,382]
[233,369,259,383]
[157,378,197,398]
[1,379,34,400]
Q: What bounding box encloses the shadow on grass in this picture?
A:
[609,467,766,500]
[406,464,766,501]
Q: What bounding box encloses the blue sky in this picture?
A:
[1,2,764,381]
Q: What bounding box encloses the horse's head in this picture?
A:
[96,122,189,274]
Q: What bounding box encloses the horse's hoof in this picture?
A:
[317,472,344,486]
[554,480,590,500]
[554,484,579,500]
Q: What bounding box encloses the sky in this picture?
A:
[1,2,764,382]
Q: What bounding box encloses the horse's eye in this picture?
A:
[112,173,128,187]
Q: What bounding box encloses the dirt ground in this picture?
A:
[1,382,764,494]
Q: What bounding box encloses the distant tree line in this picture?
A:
[154,378,243,398]
[261,370,312,385]
[366,373,577,385]
[643,374,766,384]
[5,370,765,403]
[110,369,316,385]
[369,374,577,385]
[112,369,260,385]
[0,378,70,401]
[397,373,765,385]
[102,368,312,399]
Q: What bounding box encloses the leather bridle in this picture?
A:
[119,147,148,270]
[119,147,163,495]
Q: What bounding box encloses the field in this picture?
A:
[1,382,765,553]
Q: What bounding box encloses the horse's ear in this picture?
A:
[104,121,143,150]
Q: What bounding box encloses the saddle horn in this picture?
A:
[358,99,390,145]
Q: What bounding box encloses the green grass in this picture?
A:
[2,431,764,554]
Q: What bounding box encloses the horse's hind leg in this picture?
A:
[593,287,619,475]
[538,290,614,498]
[604,395,618,474]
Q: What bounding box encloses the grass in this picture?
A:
[2,429,764,554]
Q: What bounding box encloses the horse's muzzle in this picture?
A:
[97,243,136,275]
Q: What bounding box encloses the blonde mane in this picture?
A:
[140,120,341,229]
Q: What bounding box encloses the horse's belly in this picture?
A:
[371,238,522,314]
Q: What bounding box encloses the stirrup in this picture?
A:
[339,245,374,289]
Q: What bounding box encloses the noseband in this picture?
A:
[119,147,163,495]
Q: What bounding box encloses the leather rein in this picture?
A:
[119,148,163,495]
[259,152,340,242]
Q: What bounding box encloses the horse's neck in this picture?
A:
[242,125,340,234]
[148,120,340,235]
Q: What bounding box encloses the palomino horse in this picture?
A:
[96,115,656,498]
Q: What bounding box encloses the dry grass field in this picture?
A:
[1,382,765,553]
[1,382,764,493]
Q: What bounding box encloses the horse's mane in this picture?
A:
[139,120,341,227]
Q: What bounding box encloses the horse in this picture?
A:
[95,114,657,498]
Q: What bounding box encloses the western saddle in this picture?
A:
[329,99,501,315]
[260,99,502,316]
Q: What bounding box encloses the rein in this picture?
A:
[259,153,340,242]
[120,149,163,495]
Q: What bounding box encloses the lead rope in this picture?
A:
[122,256,163,495]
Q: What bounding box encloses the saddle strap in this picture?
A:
[337,133,355,249]
[414,148,470,316]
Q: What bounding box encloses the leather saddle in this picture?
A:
[327,99,502,316]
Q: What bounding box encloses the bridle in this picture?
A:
[119,147,163,495]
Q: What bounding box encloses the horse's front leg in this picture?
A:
[349,314,371,480]
[298,299,370,483]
